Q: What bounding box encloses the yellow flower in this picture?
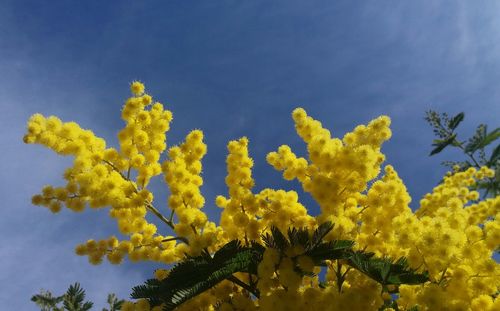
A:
[130,81,145,95]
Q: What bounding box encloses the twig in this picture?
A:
[227,275,260,298]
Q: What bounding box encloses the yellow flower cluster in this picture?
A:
[162,129,223,256]
[262,109,499,310]
[24,83,499,310]
[255,245,384,311]
[118,82,172,188]
[216,137,315,243]
[25,82,183,265]
[267,109,392,240]
[392,167,500,310]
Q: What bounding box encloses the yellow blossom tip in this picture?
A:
[130,81,145,96]
[292,107,307,122]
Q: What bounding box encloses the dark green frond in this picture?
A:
[62,283,93,311]
[287,227,310,249]
[213,239,243,262]
[103,293,124,311]
[306,240,355,263]
[311,222,335,248]
[31,291,64,311]
[346,252,429,286]
[465,124,487,153]
[448,112,464,130]
[263,226,290,251]
[132,240,264,311]
[490,144,500,165]
[430,134,456,156]
[81,301,93,311]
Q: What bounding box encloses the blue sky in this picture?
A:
[1,1,500,309]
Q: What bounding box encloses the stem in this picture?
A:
[454,141,481,168]
[168,209,175,223]
[146,202,175,230]
[437,267,448,285]
[244,232,249,247]
[190,224,198,235]
[227,275,260,298]
[102,159,179,233]
[102,160,128,180]
[337,187,346,196]
[415,246,430,274]
[342,267,352,279]
[357,205,369,215]
[161,236,188,244]
[336,260,344,293]
[133,235,188,249]
[437,123,481,168]
[202,248,211,257]
[452,140,496,199]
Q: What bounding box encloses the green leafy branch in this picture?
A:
[31,283,123,311]
[131,240,264,309]
[132,222,429,310]
[425,110,500,197]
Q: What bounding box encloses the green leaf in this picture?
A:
[306,239,355,263]
[430,134,456,156]
[103,293,124,311]
[490,144,500,164]
[311,222,335,248]
[448,112,464,130]
[465,124,487,153]
[287,226,310,249]
[31,290,64,311]
[346,252,429,286]
[263,226,290,251]
[131,240,263,311]
[479,128,500,149]
[62,283,93,311]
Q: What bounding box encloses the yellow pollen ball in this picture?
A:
[130,81,145,95]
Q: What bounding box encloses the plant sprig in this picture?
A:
[425,110,499,197]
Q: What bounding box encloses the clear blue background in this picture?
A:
[1,1,499,309]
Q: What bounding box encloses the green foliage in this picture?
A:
[31,290,64,311]
[132,240,264,310]
[425,110,499,197]
[132,223,429,310]
[62,283,93,311]
[262,222,355,266]
[346,252,429,288]
[31,283,123,311]
[102,293,124,311]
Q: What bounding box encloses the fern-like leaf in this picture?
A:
[287,227,310,249]
[31,290,64,311]
[346,251,429,286]
[311,222,335,248]
[263,226,290,251]
[306,239,355,263]
[62,283,93,311]
[131,240,263,311]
